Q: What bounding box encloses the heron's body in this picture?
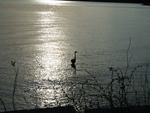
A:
[71,51,77,64]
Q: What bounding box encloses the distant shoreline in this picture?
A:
[143,2,150,5]
[65,0,150,5]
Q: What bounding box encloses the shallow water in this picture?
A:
[0,0,150,111]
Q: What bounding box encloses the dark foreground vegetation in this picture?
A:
[4,106,76,113]
[3,105,150,113]
[1,40,150,113]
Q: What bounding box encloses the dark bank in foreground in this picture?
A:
[3,105,150,113]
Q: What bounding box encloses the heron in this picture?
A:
[71,51,78,65]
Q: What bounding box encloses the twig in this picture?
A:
[0,98,6,112]
[11,61,19,110]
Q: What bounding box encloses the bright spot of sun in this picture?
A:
[35,0,62,5]
[42,0,55,4]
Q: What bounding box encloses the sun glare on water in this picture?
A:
[35,0,65,5]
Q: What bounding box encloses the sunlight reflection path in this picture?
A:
[29,6,74,108]
[35,10,68,81]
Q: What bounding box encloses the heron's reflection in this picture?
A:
[71,64,76,75]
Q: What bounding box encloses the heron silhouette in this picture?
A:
[71,51,78,65]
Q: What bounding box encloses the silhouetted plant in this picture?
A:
[11,61,19,110]
[0,98,6,112]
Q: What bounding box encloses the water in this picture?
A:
[0,0,150,111]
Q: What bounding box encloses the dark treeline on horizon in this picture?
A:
[66,0,149,3]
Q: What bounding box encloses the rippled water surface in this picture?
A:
[0,0,150,111]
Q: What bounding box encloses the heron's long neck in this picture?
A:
[74,53,76,60]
